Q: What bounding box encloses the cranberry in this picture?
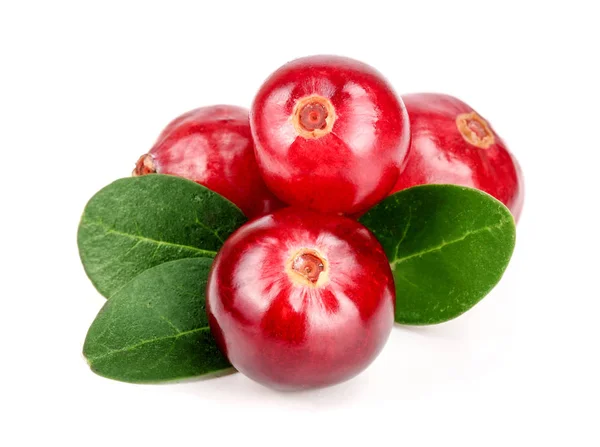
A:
[133,105,283,219]
[391,93,524,220]
[206,208,395,390]
[250,55,410,216]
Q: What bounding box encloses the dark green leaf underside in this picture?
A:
[77,175,246,298]
[83,258,232,383]
[360,185,516,325]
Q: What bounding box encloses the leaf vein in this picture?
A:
[390,219,510,268]
[159,315,182,333]
[86,326,211,363]
[394,207,413,260]
[194,216,225,244]
[83,219,217,257]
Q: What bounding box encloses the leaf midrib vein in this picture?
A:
[390,219,510,268]
[86,326,211,363]
[83,219,217,257]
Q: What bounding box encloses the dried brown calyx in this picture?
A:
[292,95,336,139]
[132,154,156,176]
[286,248,328,287]
[456,112,495,149]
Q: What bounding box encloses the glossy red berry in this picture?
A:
[206,208,395,390]
[133,105,283,219]
[391,93,524,220]
[250,55,410,216]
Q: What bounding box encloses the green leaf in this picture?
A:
[77,175,246,298]
[360,185,516,325]
[83,258,232,383]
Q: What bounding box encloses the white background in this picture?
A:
[1,1,599,446]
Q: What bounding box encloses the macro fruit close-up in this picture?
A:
[250,55,410,216]
[77,54,522,394]
[14,0,600,442]
[133,105,283,219]
[206,208,395,390]
[390,93,524,220]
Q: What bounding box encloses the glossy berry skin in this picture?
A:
[391,93,524,221]
[206,208,395,390]
[250,55,410,216]
[133,105,283,219]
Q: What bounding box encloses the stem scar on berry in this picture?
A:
[456,111,495,149]
[133,154,156,176]
[292,95,336,139]
[286,248,329,287]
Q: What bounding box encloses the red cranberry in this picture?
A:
[391,93,524,220]
[206,208,395,390]
[133,105,283,219]
[250,55,410,216]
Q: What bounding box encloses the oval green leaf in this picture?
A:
[83,258,232,383]
[360,185,516,325]
[77,175,246,298]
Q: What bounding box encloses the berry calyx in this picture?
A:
[292,95,336,138]
[456,112,495,149]
[287,249,327,286]
[133,154,156,176]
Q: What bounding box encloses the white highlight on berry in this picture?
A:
[166,134,209,180]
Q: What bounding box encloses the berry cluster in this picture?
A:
[97,55,523,390]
